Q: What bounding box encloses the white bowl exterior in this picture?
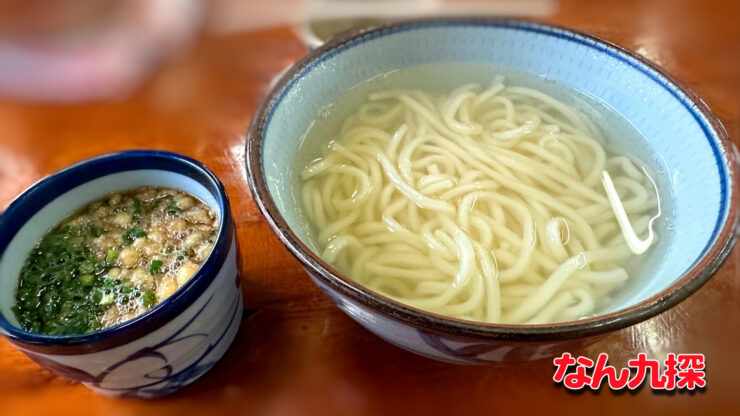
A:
[307,270,599,364]
[262,22,730,314]
[0,168,242,397]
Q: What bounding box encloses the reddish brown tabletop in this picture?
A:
[1,1,739,415]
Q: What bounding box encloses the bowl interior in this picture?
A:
[0,168,220,330]
[259,21,731,317]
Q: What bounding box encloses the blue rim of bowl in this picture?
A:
[0,150,234,353]
[247,18,740,341]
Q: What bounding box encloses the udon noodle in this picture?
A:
[298,76,660,324]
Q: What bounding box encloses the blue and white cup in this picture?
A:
[0,151,243,397]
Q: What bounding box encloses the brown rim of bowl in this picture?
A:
[246,17,740,342]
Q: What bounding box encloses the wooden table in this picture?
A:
[1,1,738,414]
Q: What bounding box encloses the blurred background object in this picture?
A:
[211,0,556,48]
[0,0,203,102]
[0,0,555,102]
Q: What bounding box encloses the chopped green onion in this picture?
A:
[79,274,95,286]
[166,200,182,214]
[99,293,114,306]
[89,225,104,237]
[142,290,156,308]
[79,260,94,275]
[106,249,119,266]
[149,259,164,275]
[122,228,147,246]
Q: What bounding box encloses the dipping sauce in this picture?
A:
[13,186,219,335]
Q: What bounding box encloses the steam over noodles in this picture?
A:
[298,75,660,324]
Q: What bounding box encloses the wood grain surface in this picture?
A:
[0,1,738,415]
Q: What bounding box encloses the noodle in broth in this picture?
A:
[298,75,660,324]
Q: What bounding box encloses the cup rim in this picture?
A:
[0,150,234,352]
[246,17,740,341]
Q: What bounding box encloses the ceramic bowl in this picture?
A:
[247,19,739,364]
[0,151,242,397]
